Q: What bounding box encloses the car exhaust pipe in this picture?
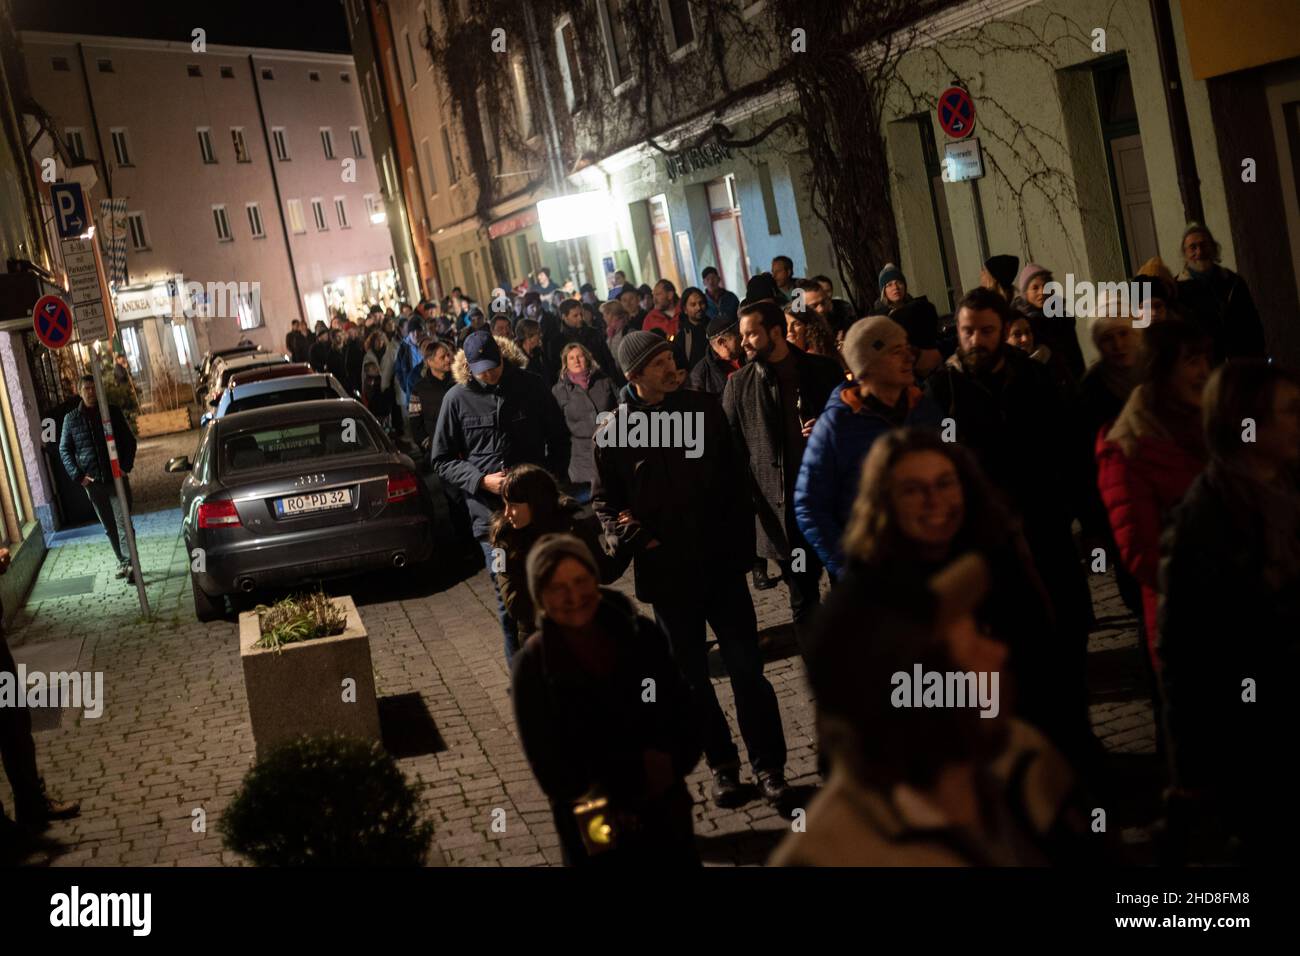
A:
[392,553,407,569]
[238,577,255,593]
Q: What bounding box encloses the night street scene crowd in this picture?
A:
[215,222,1291,868]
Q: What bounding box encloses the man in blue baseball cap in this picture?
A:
[431,330,570,666]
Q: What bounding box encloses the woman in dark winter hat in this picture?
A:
[1160,360,1300,864]
[1014,262,1085,384]
[869,263,912,316]
[981,254,1019,302]
[1096,318,1210,673]
[511,533,701,866]
[809,428,1092,762]
[489,465,625,643]
[552,342,619,497]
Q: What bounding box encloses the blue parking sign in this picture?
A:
[51,182,89,239]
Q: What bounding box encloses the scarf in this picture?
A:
[567,369,591,390]
[1105,384,1205,459]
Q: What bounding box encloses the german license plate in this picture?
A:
[275,488,353,516]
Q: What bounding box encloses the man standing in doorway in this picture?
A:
[58,375,138,582]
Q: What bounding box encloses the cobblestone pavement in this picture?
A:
[3,429,1161,866]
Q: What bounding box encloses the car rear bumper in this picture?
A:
[194,512,434,596]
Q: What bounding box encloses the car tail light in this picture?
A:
[198,499,242,528]
[387,473,418,502]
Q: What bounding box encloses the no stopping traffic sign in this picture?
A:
[33,294,74,349]
[937,86,976,139]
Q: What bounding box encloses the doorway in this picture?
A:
[1095,59,1158,274]
[707,174,750,294]
[647,194,682,290]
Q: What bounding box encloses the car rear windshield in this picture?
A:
[219,362,279,389]
[220,419,377,474]
[227,387,340,415]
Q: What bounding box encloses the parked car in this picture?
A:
[194,345,263,405]
[203,353,290,407]
[226,363,314,389]
[166,399,435,621]
[202,373,349,425]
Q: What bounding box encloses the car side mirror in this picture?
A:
[165,456,192,474]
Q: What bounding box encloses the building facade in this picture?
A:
[20,31,397,400]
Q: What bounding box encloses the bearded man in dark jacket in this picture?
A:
[687,314,745,396]
[723,301,844,648]
[592,331,790,811]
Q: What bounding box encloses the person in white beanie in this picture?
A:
[794,315,944,580]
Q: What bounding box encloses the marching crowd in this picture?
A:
[282,220,1295,867]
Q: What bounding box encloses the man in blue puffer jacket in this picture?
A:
[795,316,943,580]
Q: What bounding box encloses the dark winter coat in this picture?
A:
[552,370,620,486]
[493,502,628,637]
[794,383,944,578]
[408,368,455,453]
[592,385,754,603]
[342,338,366,395]
[671,317,711,373]
[687,351,741,396]
[1159,463,1300,852]
[285,330,310,363]
[721,345,845,560]
[703,289,740,323]
[431,354,570,539]
[924,348,1094,633]
[307,339,337,376]
[59,402,136,484]
[511,588,702,866]
[1019,304,1085,385]
[1176,266,1268,363]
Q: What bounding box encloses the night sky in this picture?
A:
[13,0,352,54]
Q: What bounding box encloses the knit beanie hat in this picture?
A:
[843,315,908,380]
[526,534,600,628]
[890,296,939,350]
[984,255,1020,292]
[1015,262,1051,292]
[742,273,781,307]
[617,329,673,376]
[878,263,904,292]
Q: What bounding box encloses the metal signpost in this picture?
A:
[937,84,990,262]
[49,182,150,617]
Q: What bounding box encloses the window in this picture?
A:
[311,199,328,231]
[286,198,306,234]
[556,20,584,114]
[340,71,351,83]
[126,212,149,250]
[272,127,290,161]
[335,197,350,229]
[97,58,114,73]
[220,65,234,78]
[386,49,402,105]
[756,161,781,235]
[361,75,373,120]
[478,86,499,165]
[598,0,631,87]
[364,194,383,223]
[231,127,250,163]
[187,64,202,77]
[404,30,418,87]
[511,57,533,138]
[64,128,85,161]
[213,205,233,241]
[236,290,262,330]
[246,202,266,238]
[52,57,70,72]
[381,150,397,199]
[261,68,275,80]
[320,127,335,160]
[663,0,695,51]
[350,127,365,158]
[421,138,438,196]
[441,126,458,184]
[110,128,132,166]
[197,128,216,164]
[309,70,321,82]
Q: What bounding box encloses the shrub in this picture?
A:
[220,734,434,866]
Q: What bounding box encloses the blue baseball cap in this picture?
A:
[463,330,502,374]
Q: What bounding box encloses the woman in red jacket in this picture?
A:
[1096,319,1211,670]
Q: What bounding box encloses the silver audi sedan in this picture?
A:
[167,399,434,620]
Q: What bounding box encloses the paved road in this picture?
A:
[3,430,1161,866]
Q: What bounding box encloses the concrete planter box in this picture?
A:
[135,407,192,437]
[239,595,381,760]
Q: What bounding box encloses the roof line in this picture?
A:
[20,30,356,64]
